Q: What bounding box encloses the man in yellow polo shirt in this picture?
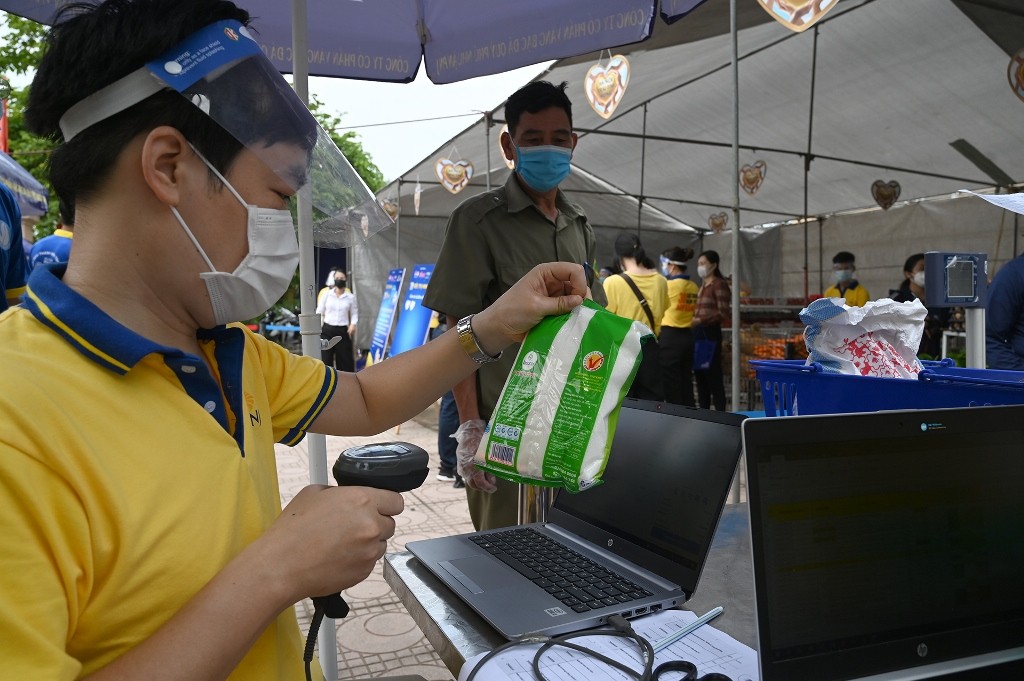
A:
[0,2,590,678]
[823,250,871,306]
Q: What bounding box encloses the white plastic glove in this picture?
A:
[451,419,497,493]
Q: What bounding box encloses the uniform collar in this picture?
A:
[21,265,216,375]
[504,172,581,220]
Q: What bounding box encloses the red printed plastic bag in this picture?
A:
[800,297,927,377]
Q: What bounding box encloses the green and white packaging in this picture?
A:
[475,300,653,493]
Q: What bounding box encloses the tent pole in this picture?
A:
[803,25,820,301]
[637,102,648,233]
[396,177,403,266]
[291,1,339,679]
[730,0,740,419]
[485,112,492,192]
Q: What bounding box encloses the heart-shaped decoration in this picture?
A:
[756,0,838,33]
[1009,48,1024,103]
[585,55,630,120]
[709,212,728,234]
[871,179,901,210]
[739,160,768,196]
[379,198,399,219]
[435,158,474,194]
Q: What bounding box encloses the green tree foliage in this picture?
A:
[0,12,386,243]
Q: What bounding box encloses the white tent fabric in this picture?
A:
[354,0,1023,351]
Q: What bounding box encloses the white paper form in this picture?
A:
[458,610,759,681]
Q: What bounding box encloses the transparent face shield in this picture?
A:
[59,20,391,248]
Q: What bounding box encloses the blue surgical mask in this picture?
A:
[514,144,572,192]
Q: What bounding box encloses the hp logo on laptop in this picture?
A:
[917,643,929,658]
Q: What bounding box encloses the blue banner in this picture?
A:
[388,264,434,357]
[368,267,406,365]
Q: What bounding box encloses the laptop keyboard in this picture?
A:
[469,528,654,613]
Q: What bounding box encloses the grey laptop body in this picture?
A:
[407,399,745,639]
[743,405,1024,681]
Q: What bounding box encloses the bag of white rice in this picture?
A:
[474,299,653,492]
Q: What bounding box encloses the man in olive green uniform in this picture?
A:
[424,80,605,531]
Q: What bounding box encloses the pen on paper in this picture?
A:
[651,606,725,653]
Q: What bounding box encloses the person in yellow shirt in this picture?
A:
[659,246,700,406]
[824,251,870,306]
[603,232,668,400]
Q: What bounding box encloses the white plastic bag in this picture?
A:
[800,297,927,377]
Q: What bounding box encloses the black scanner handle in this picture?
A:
[312,442,429,619]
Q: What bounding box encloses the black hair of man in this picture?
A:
[26,0,316,209]
[57,195,74,228]
[832,251,857,265]
[505,80,573,138]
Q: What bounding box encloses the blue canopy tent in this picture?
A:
[0,149,48,216]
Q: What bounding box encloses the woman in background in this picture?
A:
[891,253,949,358]
[692,250,731,410]
[659,246,699,406]
[603,232,668,400]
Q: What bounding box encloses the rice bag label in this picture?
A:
[475,299,651,493]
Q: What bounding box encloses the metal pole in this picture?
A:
[637,102,648,233]
[290,2,338,678]
[485,112,492,192]
[966,308,986,369]
[729,0,740,417]
[803,26,819,301]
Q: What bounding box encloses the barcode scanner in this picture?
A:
[305,442,429,678]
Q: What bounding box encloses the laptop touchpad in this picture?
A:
[439,557,510,594]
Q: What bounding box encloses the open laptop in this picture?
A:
[743,405,1024,681]
[407,399,745,639]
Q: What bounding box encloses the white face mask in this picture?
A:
[171,147,299,326]
[697,265,709,279]
[912,271,926,288]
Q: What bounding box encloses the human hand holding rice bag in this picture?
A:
[474,300,653,492]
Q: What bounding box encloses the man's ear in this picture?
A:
[500,130,515,162]
[140,126,192,206]
[571,132,578,151]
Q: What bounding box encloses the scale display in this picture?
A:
[923,252,987,308]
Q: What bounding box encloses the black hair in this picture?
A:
[25,0,314,207]
[896,252,925,293]
[614,232,655,270]
[662,246,694,266]
[699,249,726,279]
[56,195,74,226]
[505,81,573,137]
[832,251,856,265]
[903,253,924,275]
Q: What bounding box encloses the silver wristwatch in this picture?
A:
[456,314,501,364]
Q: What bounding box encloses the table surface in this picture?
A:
[383,502,756,677]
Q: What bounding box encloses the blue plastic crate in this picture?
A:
[751,359,1024,416]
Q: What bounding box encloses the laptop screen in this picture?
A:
[550,400,745,591]
[745,406,1024,681]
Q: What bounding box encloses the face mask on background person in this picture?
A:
[834,268,853,284]
[170,146,299,326]
[912,271,926,287]
[514,144,572,192]
[697,265,709,279]
[335,278,346,289]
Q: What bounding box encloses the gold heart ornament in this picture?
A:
[435,158,474,194]
[1009,48,1024,103]
[708,212,728,234]
[379,198,399,219]
[739,161,768,196]
[757,0,838,33]
[585,55,630,120]
[871,179,901,210]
